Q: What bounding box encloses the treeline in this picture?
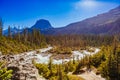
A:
[13,28,47,49]
[46,34,114,49]
[0,18,47,54]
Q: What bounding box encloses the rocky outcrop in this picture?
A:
[7,64,39,80]
[0,51,45,80]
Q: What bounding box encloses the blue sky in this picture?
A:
[0,0,120,29]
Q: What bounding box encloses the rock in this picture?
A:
[0,53,43,80]
[7,63,41,80]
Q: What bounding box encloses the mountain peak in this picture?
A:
[36,19,49,23]
[31,19,53,30]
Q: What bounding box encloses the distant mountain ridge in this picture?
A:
[42,6,120,35]
[3,19,53,35]
[3,27,23,36]
[3,6,120,35]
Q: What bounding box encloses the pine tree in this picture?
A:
[58,65,63,80]
[16,26,21,41]
[86,55,91,72]
[117,52,120,80]
[73,55,75,64]
[48,57,53,76]
[23,28,28,42]
[74,60,82,74]
[0,18,3,36]
[64,64,69,73]
[8,26,11,38]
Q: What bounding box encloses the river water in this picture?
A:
[34,47,100,64]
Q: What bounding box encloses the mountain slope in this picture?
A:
[42,6,120,35]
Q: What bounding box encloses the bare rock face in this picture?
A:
[8,64,39,80]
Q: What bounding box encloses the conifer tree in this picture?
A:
[58,65,63,80]
[73,55,75,64]
[48,57,53,76]
[64,64,69,73]
[8,26,11,38]
[0,18,3,36]
[23,28,28,42]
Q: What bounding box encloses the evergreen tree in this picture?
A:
[73,55,75,64]
[23,28,28,42]
[74,60,82,74]
[0,18,3,36]
[48,57,53,76]
[16,26,21,41]
[8,26,11,38]
[58,65,63,80]
[64,64,69,73]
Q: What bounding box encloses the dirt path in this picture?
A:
[78,71,105,80]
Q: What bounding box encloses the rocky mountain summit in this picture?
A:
[31,19,53,30]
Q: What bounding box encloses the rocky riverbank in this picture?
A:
[0,47,100,80]
[0,47,53,80]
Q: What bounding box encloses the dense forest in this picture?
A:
[46,35,114,49]
[0,18,120,80]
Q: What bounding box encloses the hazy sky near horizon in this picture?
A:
[0,0,120,29]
